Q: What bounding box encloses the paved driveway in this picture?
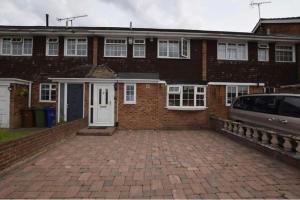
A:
[0,130,299,199]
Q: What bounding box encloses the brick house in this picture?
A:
[0,18,299,129]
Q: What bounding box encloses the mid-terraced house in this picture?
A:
[0,17,299,129]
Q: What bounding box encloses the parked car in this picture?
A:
[230,94,300,135]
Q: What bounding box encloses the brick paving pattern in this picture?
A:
[0,130,299,199]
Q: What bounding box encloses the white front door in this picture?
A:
[0,85,10,128]
[92,84,114,126]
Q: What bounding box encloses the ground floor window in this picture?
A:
[124,84,136,104]
[226,85,249,106]
[40,83,56,102]
[167,85,206,109]
[264,87,276,94]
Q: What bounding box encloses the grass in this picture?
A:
[0,129,34,143]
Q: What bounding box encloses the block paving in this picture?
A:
[0,130,300,199]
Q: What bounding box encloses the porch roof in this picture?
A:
[0,78,31,85]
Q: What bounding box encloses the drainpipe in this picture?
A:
[28,82,32,108]
[116,80,119,126]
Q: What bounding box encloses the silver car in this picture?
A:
[230,94,300,135]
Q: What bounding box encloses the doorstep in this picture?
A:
[77,127,115,136]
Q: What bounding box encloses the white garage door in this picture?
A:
[0,86,10,128]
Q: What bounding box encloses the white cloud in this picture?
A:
[0,0,299,32]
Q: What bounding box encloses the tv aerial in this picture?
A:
[57,15,88,27]
[250,1,272,19]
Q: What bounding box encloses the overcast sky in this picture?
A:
[0,0,299,32]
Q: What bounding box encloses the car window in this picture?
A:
[234,95,281,114]
[252,96,279,114]
[233,96,254,111]
[278,96,300,118]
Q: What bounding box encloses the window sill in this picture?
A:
[39,100,56,103]
[166,106,207,111]
[104,55,127,58]
[157,56,190,60]
[64,55,87,57]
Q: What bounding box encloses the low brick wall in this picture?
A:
[0,118,88,171]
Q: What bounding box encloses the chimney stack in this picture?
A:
[46,14,49,27]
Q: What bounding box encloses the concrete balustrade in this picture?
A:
[283,137,293,152]
[221,118,300,156]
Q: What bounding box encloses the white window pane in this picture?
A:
[182,86,195,106]
[159,41,168,57]
[227,86,236,105]
[12,40,23,55]
[218,43,226,59]
[133,44,145,57]
[169,41,179,58]
[23,39,32,55]
[2,38,11,54]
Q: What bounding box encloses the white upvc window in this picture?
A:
[46,37,59,56]
[64,38,87,56]
[226,85,249,106]
[124,84,136,104]
[167,85,206,110]
[264,87,276,94]
[258,43,269,62]
[158,38,190,59]
[0,37,32,56]
[40,83,57,102]
[133,39,145,58]
[217,42,248,61]
[104,38,127,57]
[275,44,295,62]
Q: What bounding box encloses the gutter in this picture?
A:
[1,29,300,42]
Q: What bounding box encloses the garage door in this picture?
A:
[0,86,10,128]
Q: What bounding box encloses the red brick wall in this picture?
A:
[207,40,299,87]
[117,83,209,130]
[255,23,300,35]
[118,83,160,129]
[0,118,87,171]
[9,84,29,128]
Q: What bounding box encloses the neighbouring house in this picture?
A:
[0,17,299,129]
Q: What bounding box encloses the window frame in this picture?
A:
[275,44,296,63]
[133,38,146,58]
[39,83,57,103]
[64,37,88,57]
[157,39,190,59]
[46,37,59,56]
[166,85,207,110]
[124,83,136,104]
[104,38,127,58]
[0,37,33,56]
[225,85,249,106]
[217,41,248,61]
[257,43,269,62]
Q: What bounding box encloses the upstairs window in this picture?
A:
[217,42,248,61]
[104,38,127,57]
[46,37,59,56]
[40,83,56,102]
[275,45,295,62]
[124,84,136,104]
[167,85,206,110]
[226,85,249,106]
[133,39,145,58]
[258,43,269,62]
[64,38,87,56]
[0,37,32,56]
[158,39,190,59]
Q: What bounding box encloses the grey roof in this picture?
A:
[118,73,159,80]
